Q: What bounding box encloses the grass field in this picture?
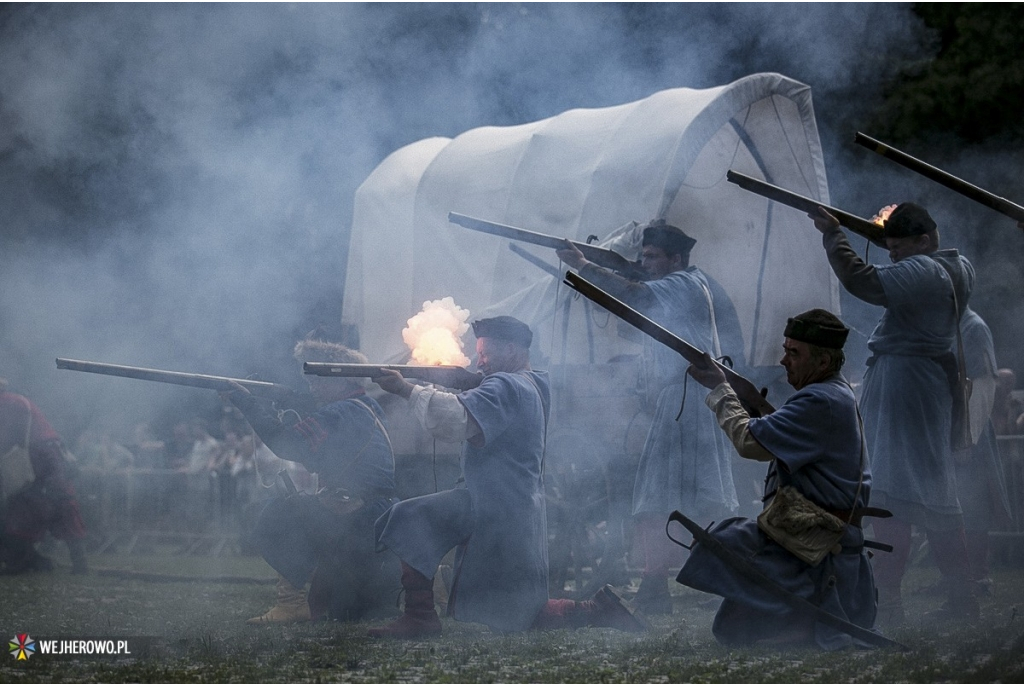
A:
[4,549,1024,683]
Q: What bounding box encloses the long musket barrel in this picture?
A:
[448,211,645,280]
[562,271,774,417]
[303,362,483,391]
[55,357,296,398]
[726,170,887,248]
[854,132,1024,223]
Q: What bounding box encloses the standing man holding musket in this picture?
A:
[809,202,977,623]
[557,221,740,615]
[369,316,646,638]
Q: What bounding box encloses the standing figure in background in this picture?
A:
[369,317,646,638]
[1,377,87,575]
[810,202,977,623]
[225,339,399,624]
[558,221,740,615]
[953,308,1012,594]
[992,369,1024,436]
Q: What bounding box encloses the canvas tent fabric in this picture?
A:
[343,72,841,370]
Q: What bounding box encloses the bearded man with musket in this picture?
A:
[369,316,646,638]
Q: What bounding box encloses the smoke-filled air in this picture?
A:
[3,3,1024,680]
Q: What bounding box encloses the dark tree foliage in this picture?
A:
[872,3,1024,144]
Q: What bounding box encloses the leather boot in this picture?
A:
[577,585,650,632]
[247,575,311,624]
[367,562,442,639]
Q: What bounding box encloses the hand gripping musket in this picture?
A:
[855,132,1024,224]
[726,170,887,248]
[56,358,302,401]
[303,362,483,391]
[449,211,646,280]
[562,271,774,418]
[669,511,905,650]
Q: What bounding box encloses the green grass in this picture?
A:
[3,553,1024,683]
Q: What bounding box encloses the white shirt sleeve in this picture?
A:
[705,383,775,462]
[409,385,483,443]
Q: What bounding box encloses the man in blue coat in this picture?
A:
[226,339,399,624]
[558,221,741,615]
[680,309,877,649]
[810,202,977,623]
[369,316,646,638]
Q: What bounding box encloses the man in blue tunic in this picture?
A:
[679,309,877,649]
[558,222,740,615]
[953,308,1011,595]
[225,339,399,624]
[810,202,977,623]
[369,316,646,638]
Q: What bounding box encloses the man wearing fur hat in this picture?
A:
[810,203,977,623]
[558,221,742,616]
[680,309,877,649]
[224,339,399,624]
[369,316,646,638]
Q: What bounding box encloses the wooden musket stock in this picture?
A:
[449,211,646,280]
[563,271,774,417]
[303,362,483,391]
[726,170,887,247]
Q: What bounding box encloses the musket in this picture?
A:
[563,271,774,417]
[669,511,905,650]
[449,211,646,280]
[855,132,1024,224]
[303,362,483,391]
[56,358,300,401]
[726,170,887,248]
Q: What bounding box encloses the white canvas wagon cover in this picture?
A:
[343,72,840,369]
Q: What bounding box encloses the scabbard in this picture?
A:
[669,511,905,650]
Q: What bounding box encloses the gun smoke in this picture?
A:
[402,298,472,368]
[1,2,1022,645]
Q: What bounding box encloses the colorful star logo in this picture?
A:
[9,634,35,660]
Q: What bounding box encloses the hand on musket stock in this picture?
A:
[808,206,841,234]
[686,350,727,390]
[555,239,588,270]
[218,379,252,402]
[372,368,415,399]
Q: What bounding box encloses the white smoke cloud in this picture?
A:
[402,297,471,367]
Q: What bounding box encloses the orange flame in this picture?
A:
[402,297,472,367]
[871,204,898,227]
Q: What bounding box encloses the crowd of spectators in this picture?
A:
[70,403,316,543]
